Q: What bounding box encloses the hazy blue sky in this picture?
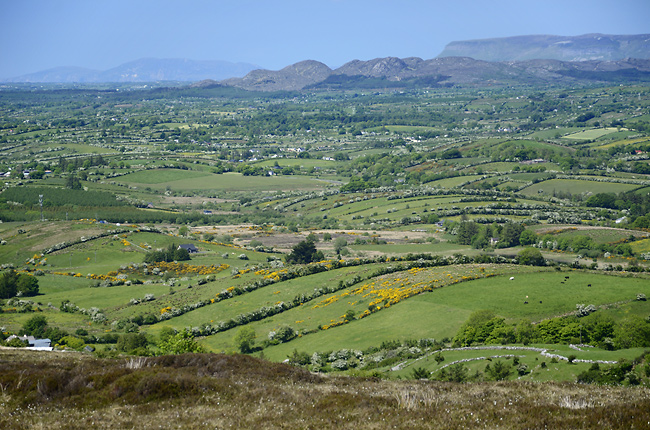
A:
[1,0,649,78]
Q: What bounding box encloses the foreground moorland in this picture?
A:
[1,349,650,430]
[1,78,650,427]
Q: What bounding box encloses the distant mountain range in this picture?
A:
[3,34,649,86]
[438,33,650,62]
[3,58,260,83]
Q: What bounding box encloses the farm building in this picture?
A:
[178,244,199,253]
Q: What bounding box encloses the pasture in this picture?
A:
[563,128,620,140]
[519,178,641,196]
[116,170,329,191]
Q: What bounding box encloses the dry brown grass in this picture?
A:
[1,349,649,429]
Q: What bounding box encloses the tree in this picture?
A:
[501,222,524,247]
[0,270,39,299]
[485,360,512,381]
[158,329,204,355]
[143,243,191,264]
[159,326,177,343]
[412,367,430,380]
[436,363,469,382]
[21,315,48,338]
[517,247,545,266]
[454,310,498,346]
[0,270,18,299]
[65,174,82,190]
[614,317,650,349]
[17,274,39,297]
[286,240,324,264]
[333,236,348,255]
[234,326,256,353]
[116,333,148,353]
[440,148,462,159]
[456,221,479,245]
[519,230,537,246]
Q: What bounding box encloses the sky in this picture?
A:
[1,0,649,79]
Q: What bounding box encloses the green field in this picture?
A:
[564,128,620,140]
[256,268,650,362]
[519,178,641,196]
[117,171,329,191]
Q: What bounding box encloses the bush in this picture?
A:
[143,243,191,264]
[270,325,296,343]
[158,329,204,355]
[5,337,27,347]
[58,335,85,350]
[517,248,545,266]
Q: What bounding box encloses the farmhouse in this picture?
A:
[178,244,199,253]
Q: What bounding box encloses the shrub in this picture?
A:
[485,360,512,381]
[411,367,430,380]
[517,363,529,376]
[5,337,27,347]
[576,304,597,317]
[270,325,296,343]
[58,335,85,350]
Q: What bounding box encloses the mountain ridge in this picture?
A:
[438,33,650,62]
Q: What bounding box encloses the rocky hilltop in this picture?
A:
[221,56,650,91]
